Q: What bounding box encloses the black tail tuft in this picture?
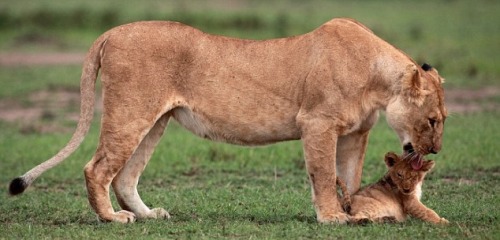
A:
[9,177,27,195]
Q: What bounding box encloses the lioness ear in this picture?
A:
[401,64,430,106]
[422,63,433,71]
[420,160,435,172]
[384,152,400,168]
[422,63,445,84]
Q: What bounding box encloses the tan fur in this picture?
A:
[336,177,352,213]
[10,18,447,224]
[341,152,448,224]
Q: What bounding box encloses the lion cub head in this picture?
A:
[384,152,434,195]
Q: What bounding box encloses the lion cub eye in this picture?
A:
[428,118,437,128]
[397,173,403,179]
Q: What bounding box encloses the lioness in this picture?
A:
[338,152,448,224]
[9,18,446,224]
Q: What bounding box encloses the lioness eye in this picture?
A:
[397,173,403,179]
[429,118,437,128]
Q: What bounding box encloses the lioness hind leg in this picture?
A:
[112,114,171,220]
[84,117,158,223]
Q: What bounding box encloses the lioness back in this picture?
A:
[101,21,311,145]
[99,19,403,145]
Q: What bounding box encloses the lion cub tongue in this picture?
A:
[411,156,423,170]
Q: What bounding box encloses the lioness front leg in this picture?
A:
[336,112,378,194]
[112,114,171,220]
[300,119,348,224]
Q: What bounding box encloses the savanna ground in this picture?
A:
[0,0,499,239]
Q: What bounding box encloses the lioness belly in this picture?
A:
[172,104,301,146]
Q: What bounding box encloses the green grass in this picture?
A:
[0,0,499,239]
[1,112,499,239]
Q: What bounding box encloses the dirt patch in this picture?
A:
[1,87,497,134]
[0,52,498,133]
[0,52,85,66]
[445,87,500,114]
[0,89,101,133]
[442,177,477,186]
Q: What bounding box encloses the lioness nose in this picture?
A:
[429,147,438,154]
[403,143,414,153]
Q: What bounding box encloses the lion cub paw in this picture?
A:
[108,210,136,223]
[318,212,349,224]
[149,208,171,220]
[349,217,371,225]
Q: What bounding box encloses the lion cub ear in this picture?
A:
[420,160,435,172]
[384,152,400,168]
[401,64,431,106]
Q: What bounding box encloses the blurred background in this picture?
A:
[0,0,498,87]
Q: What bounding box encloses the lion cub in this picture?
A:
[338,152,448,224]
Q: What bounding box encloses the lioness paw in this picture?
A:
[149,208,171,220]
[318,212,349,224]
[110,210,136,223]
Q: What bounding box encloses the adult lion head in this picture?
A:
[386,63,446,169]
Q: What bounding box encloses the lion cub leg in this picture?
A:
[84,117,159,223]
[350,213,399,225]
[404,197,449,224]
[348,208,378,225]
[112,114,171,220]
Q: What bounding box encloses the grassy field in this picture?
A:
[1,0,499,239]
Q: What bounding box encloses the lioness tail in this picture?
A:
[9,35,108,195]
